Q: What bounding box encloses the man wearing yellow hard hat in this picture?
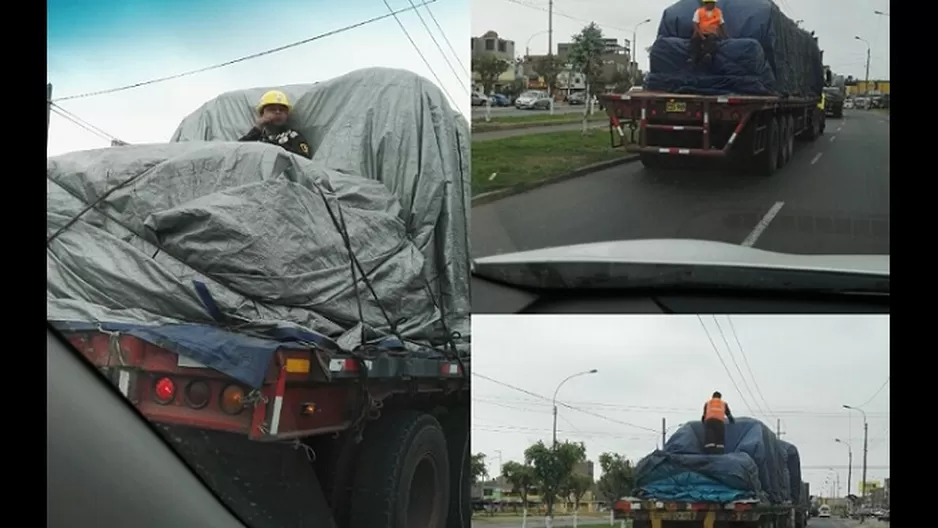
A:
[238,90,312,159]
[688,0,728,65]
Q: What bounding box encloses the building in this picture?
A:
[845,80,889,96]
[471,30,518,92]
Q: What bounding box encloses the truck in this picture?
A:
[823,67,846,118]
[48,68,471,528]
[614,418,809,528]
[598,0,827,176]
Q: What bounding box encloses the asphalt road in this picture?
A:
[472,104,584,119]
[472,109,889,257]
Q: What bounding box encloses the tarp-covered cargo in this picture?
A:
[47,67,471,389]
[646,0,824,97]
[633,417,792,503]
[780,440,803,504]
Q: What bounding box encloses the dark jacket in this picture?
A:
[239,126,312,159]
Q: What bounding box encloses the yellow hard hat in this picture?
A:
[256,90,291,114]
[702,0,716,3]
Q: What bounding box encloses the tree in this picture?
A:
[502,460,536,515]
[596,453,635,508]
[525,440,587,521]
[610,70,632,93]
[534,55,565,96]
[565,472,593,518]
[472,53,511,95]
[471,452,488,485]
[568,23,606,98]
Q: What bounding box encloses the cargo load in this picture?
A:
[634,417,792,504]
[47,67,471,388]
[647,0,824,97]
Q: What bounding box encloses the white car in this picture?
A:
[818,505,831,518]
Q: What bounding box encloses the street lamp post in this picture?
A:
[843,405,869,508]
[631,18,652,84]
[552,369,598,445]
[526,30,550,60]
[547,0,555,115]
[854,36,871,98]
[835,438,853,502]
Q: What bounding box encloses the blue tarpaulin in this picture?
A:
[634,417,794,504]
[646,0,824,97]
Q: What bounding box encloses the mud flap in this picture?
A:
[158,425,337,528]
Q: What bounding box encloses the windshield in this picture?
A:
[471,2,890,287]
[519,91,541,98]
[48,2,472,527]
[472,314,890,520]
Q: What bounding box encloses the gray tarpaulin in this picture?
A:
[47,67,470,383]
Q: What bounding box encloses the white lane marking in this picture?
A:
[489,172,498,181]
[836,126,843,132]
[810,152,823,165]
[829,135,836,142]
[741,201,785,248]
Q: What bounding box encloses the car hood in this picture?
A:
[473,239,889,276]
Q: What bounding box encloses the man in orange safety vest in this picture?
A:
[689,0,729,65]
[702,391,735,454]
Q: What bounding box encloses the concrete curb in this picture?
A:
[471,154,640,207]
[472,118,605,134]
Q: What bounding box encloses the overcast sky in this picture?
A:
[48,0,469,157]
[472,315,889,499]
[471,0,889,80]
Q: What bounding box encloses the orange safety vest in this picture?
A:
[696,7,723,35]
[704,398,727,420]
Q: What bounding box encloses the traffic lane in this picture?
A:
[807,517,889,528]
[471,515,608,528]
[471,110,889,258]
[472,105,582,119]
[473,122,607,142]
[753,109,889,255]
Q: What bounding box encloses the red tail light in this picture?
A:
[154,377,176,404]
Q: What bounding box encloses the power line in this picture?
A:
[857,377,889,408]
[382,0,458,109]
[423,4,470,77]
[405,0,470,87]
[52,0,440,102]
[50,103,126,145]
[727,316,776,419]
[473,397,890,418]
[472,372,659,433]
[713,316,766,418]
[697,315,756,415]
[501,0,628,33]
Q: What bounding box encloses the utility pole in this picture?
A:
[547,0,554,115]
[776,419,785,437]
[864,47,871,98]
[861,420,869,501]
[661,418,666,448]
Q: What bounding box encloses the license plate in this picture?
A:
[666,101,686,112]
[666,512,696,521]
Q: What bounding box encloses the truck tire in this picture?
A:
[640,152,664,169]
[834,106,844,118]
[350,411,450,528]
[440,409,471,528]
[754,116,779,176]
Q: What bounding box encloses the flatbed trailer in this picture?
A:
[65,328,470,528]
[599,90,826,175]
[613,497,798,528]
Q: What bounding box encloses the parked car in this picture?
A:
[489,93,511,107]
[568,91,587,105]
[515,90,552,110]
[471,91,489,106]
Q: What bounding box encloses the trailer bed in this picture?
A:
[613,497,795,527]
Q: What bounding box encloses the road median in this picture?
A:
[472,112,606,133]
[472,128,638,206]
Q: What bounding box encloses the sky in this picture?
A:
[472,315,890,499]
[471,0,890,80]
[47,0,470,156]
